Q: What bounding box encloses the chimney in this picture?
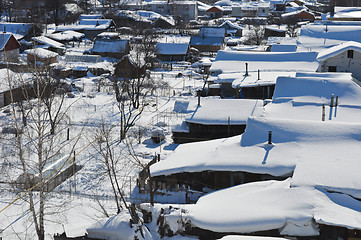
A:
[245,63,249,76]
[330,94,334,107]
[335,96,338,107]
[197,90,201,106]
[268,131,272,144]
[257,69,260,80]
[322,104,325,121]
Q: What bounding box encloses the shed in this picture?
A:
[0,33,21,62]
[156,42,190,62]
[26,48,58,65]
[219,20,243,37]
[206,6,225,19]
[190,36,225,52]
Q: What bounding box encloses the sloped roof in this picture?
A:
[32,36,65,49]
[156,42,189,55]
[64,54,101,63]
[185,98,264,125]
[79,19,114,30]
[297,22,361,52]
[188,179,361,235]
[219,20,243,30]
[210,50,318,73]
[317,41,361,61]
[26,48,59,58]
[190,36,224,46]
[47,30,85,41]
[281,9,314,18]
[0,23,33,40]
[92,39,129,53]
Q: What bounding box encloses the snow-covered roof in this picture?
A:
[32,36,65,50]
[297,22,361,52]
[198,1,212,12]
[199,27,226,38]
[230,71,296,88]
[281,9,314,18]
[317,41,361,61]
[185,98,264,125]
[156,42,189,55]
[190,36,224,46]
[79,14,103,21]
[188,179,361,235]
[92,39,129,53]
[26,48,59,58]
[219,20,243,30]
[270,44,297,52]
[47,30,85,42]
[328,6,361,19]
[151,72,361,199]
[79,19,114,30]
[210,50,318,74]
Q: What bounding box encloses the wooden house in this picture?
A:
[190,27,225,53]
[172,98,263,143]
[0,33,21,62]
[317,41,361,81]
[219,20,243,37]
[206,6,224,19]
[92,38,130,59]
[156,42,190,62]
[281,9,315,22]
[264,26,286,38]
[114,55,146,79]
[32,36,66,55]
[26,48,58,66]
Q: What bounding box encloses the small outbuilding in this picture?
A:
[92,38,130,59]
[0,33,21,62]
[26,48,58,65]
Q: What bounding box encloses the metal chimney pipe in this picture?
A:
[330,94,334,107]
[245,63,249,76]
[258,69,260,80]
[268,131,272,144]
[322,104,325,121]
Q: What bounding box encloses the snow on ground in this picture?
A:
[0,56,206,239]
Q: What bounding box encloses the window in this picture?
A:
[348,49,354,58]
[328,66,337,72]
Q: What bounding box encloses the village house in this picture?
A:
[190,27,225,53]
[32,36,66,55]
[219,20,243,37]
[327,6,361,21]
[266,37,298,52]
[26,48,59,66]
[114,55,146,79]
[297,21,361,52]
[231,2,270,18]
[156,42,190,62]
[264,26,286,38]
[92,37,130,59]
[317,41,361,81]
[56,19,116,39]
[0,33,21,62]
[145,1,198,22]
[0,23,40,41]
[172,98,264,143]
[281,9,315,22]
[206,6,225,19]
[46,30,85,44]
[209,50,318,98]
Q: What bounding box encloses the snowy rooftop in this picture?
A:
[47,30,85,42]
[317,41,361,61]
[151,72,361,199]
[26,48,59,58]
[187,179,361,235]
[185,98,264,125]
[210,50,318,74]
[230,71,296,88]
[32,36,65,49]
[297,22,361,52]
[328,7,361,19]
[156,43,189,55]
[92,39,129,53]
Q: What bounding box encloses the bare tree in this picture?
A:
[244,25,265,45]
[3,65,79,240]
